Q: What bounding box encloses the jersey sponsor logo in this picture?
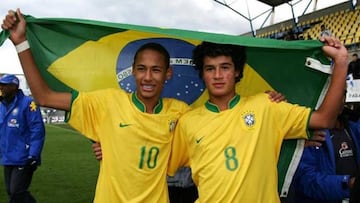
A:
[119,123,132,128]
[29,101,38,111]
[339,142,353,158]
[196,136,204,144]
[8,119,19,128]
[12,107,19,116]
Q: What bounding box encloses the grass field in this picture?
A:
[0,124,99,203]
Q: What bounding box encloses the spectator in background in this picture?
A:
[0,74,45,203]
[167,167,198,203]
[298,34,305,40]
[304,34,313,40]
[348,53,360,79]
[284,29,297,41]
[320,24,332,38]
[293,90,360,203]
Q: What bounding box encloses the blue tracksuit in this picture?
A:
[293,121,360,203]
[0,90,45,166]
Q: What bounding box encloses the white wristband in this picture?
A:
[15,40,30,53]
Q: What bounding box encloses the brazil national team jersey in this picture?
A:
[67,88,189,203]
[168,93,311,203]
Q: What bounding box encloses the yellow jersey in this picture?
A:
[67,88,189,203]
[169,93,311,203]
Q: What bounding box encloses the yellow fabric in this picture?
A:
[169,93,311,203]
[68,88,189,203]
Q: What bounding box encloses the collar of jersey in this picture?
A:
[205,94,240,113]
[131,92,163,114]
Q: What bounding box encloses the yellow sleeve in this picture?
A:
[272,101,311,140]
[67,91,108,142]
[167,117,190,176]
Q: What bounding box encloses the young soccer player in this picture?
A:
[168,40,348,202]
[2,9,190,202]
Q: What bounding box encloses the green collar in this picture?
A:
[205,94,240,113]
[131,92,163,114]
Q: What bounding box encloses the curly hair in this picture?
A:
[192,42,246,83]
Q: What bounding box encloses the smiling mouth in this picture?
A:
[142,84,155,91]
[213,83,225,88]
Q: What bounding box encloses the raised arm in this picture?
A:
[1,9,71,110]
[309,36,348,129]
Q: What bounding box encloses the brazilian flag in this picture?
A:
[0,15,332,197]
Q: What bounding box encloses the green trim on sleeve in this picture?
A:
[306,109,314,139]
[65,90,79,123]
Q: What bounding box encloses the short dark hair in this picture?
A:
[192,42,246,83]
[353,53,358,57]
[133,42,170,69]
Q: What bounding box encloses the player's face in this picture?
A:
[353,55,358,62]
[202,55,239,101]
[0,84,16,99]
[133,49,171,103]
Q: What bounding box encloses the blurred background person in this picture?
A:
[293,89,360,203]
[0,74,45,203]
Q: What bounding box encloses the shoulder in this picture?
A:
[240,92,271,105]
[179,105,204,123]
[74,88,130,107]
[163,97,187,105]
[20,96,42,113]
[163,98,190,113]
[243,92,309,112]
[20,94,36,106]
[78,88,127,99]
[23,95,35,102]
[94,88,127,95]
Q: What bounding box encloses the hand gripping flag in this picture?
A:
[0,14,332,197]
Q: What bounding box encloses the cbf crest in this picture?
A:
[242,111,255,127]
[169,120,177,132]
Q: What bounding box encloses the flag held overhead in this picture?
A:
[0,14,332,196]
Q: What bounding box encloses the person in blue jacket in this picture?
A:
[293,91,360,203]
[0,74,45,203]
